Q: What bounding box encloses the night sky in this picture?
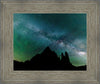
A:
[13,14,87,66]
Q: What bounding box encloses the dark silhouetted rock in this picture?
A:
[14,47,86,70]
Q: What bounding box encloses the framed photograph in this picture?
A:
[0,0,99,84]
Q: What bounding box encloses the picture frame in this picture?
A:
[0,0,100,84]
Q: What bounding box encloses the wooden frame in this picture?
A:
[0,0,99,84]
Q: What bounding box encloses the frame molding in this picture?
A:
[0,1,99,84]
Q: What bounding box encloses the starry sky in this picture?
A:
[13,14,87,66]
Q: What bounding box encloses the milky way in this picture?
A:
[13,14,87,66]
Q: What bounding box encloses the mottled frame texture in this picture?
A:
[0,0,100,84]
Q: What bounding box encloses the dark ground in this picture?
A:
[14,47,86,70]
